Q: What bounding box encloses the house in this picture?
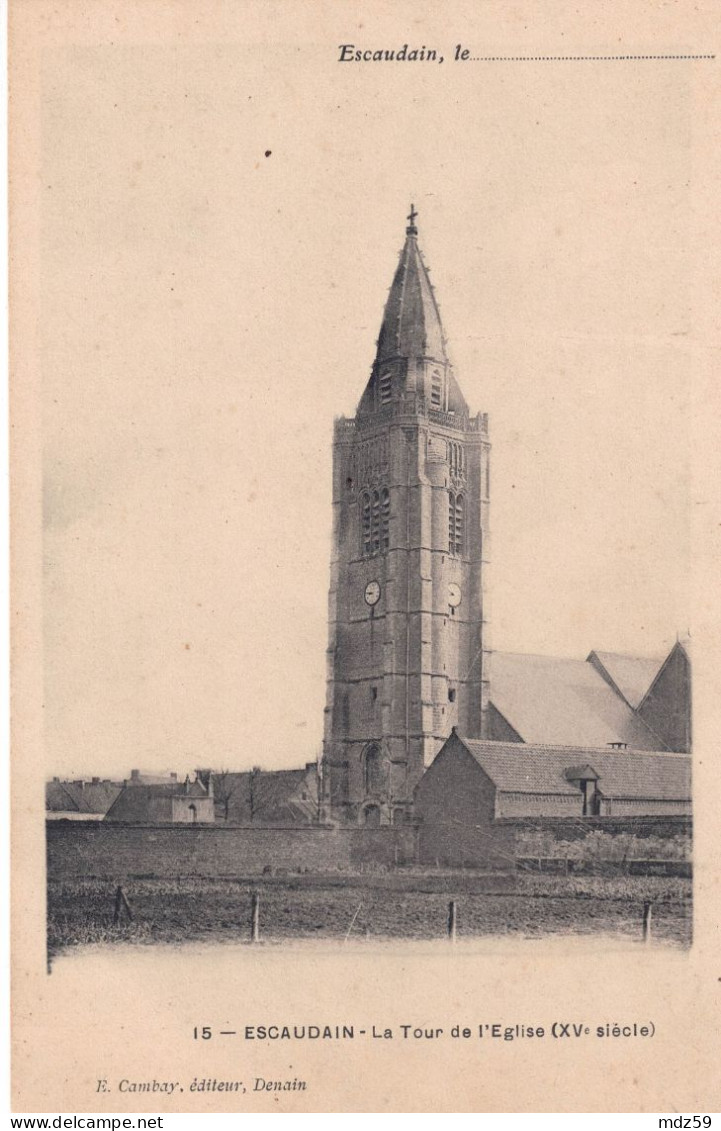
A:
[414,730,691,867]
[104,775,215,824]
[46,769,183,820]
[45,778,123,821]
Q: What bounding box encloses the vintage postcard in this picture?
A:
[10,0,721,1114]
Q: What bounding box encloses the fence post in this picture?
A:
[344,903,363,944]
[447,899,457,943]
[113,885,133,925]
[250,890,260,943]
[642,900,652,943]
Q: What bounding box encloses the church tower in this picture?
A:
[321,209,491,825]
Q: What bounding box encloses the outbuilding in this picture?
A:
[413,731,691,867]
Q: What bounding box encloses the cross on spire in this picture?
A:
[406,203,418,235]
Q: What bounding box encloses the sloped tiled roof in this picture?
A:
[45,780,122,814]
[46,781,83,813]
[211,768,317,824]
[105,786,174,822]
[457,737,691,801]
[105,780,208,822]
[637,640,691,713]
[588,650,664,709]
[251,769,314,821]
[489,651,665,750]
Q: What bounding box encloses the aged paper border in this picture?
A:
[10,0,721,1113]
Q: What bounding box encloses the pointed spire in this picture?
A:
[356,209,469,418]
[375,208,447,366]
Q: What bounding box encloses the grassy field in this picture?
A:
[47,873,692,956]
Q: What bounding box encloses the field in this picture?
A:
[47,872,692,957]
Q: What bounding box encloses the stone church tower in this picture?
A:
[321,209,491,825]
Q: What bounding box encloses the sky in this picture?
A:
[39,37,694,778]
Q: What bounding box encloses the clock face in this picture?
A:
[448,582,462,608]
[364,580,381,606]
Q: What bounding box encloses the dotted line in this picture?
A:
[470,54,715,61]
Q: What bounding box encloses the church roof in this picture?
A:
[587,650,664,708]
[489,651,666,750]
[375,217,448,366]
[456,737,691,801]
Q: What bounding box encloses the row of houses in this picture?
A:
[46,740,690,829]
[46,764,319,826]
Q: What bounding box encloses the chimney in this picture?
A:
[131,769,140,782]
[92,777,100,785]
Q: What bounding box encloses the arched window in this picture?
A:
[361,486,390,557]
[455,494,464,554]
[449,492,464,556]
[188,803,197,825]
[361,493,372,556]
[448,441,464,478]
[380,488,390,551]
[363,744,383,795]
[371,491,380,553]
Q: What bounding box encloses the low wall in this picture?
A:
[517,857,692,877]
[415,820,515,870]
[46,821,418,879]
[503,815,692,865]
[500,815,692,841]
[47,816,693,881]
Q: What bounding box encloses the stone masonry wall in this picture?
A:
[46,821,418,879]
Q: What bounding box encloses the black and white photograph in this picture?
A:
[45,204,693,955]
